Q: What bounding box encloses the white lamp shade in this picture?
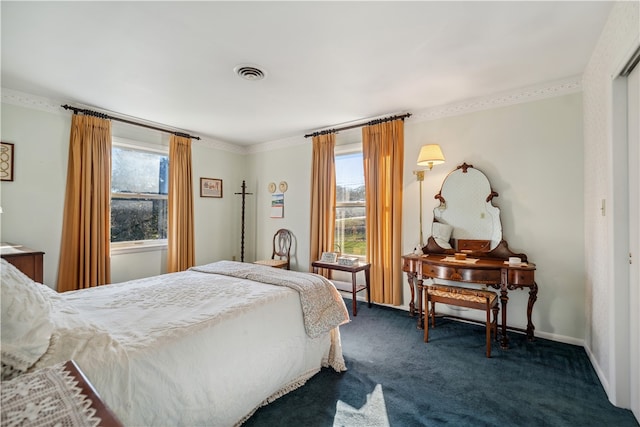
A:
[417,144,445,167]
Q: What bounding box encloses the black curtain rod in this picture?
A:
[304,113,412,138]
[61,104,201,140]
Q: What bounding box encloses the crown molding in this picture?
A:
[1,87,248,155]
[198,137,247,154]
[108,128,248,155]
[252,75,583,153]
[1,88,63,114]
[3,76,582,154]
[409,75,582,123]
[245,133,307,154]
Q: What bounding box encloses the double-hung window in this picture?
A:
[334,146,366,257]
[111,140,168,250]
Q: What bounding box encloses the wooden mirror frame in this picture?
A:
[422,162,528,262]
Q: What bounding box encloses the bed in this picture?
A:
[1,258,350,426]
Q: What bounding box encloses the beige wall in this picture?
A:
[0,102,246,286]
[405,94,585,342]
[0,86,586,344]
[246,93,585,343]
[244,142,312,270]
[1,104,69,286]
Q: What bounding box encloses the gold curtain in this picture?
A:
[309,133,336,276]
[57,115,112,292]
[167,135,195,272]
[362,119,404,305]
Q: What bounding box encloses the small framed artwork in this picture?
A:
[0,142,14,182]
[320,252,338,263]
[200,177,223,198]
[270,193,284,218]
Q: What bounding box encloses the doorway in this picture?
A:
[612,45,639,421]
[627,54,639,422]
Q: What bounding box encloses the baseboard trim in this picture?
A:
[584,343,613,404]
[534,330,584,347]
[351,296,585,347]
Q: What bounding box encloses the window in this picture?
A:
[335,150,366,256]
[111,143,168,246]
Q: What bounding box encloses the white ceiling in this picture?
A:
[1,1,613,146]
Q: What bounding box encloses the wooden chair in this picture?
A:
[254,229,292,269]
[424,284,499,358]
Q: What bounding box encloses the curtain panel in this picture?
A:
[167,135,195,272]
[309,133,336,276]
[57,115,112,292]
[362,119,404,305]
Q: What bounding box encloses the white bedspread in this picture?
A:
[30,261,349,426]
[190,261,349,338]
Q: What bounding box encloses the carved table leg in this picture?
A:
[416,279,424,329]
[500,289,509,349]
[407,272,416,317]
[365,268,372,308]
[350,271,358,316]
[526,282,538,341]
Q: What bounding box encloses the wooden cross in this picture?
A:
[234,180,253,262]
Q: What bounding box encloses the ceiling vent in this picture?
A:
[234,65,266,81]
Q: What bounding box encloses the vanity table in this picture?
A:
[403,253,537,349]
[405,163,538,349]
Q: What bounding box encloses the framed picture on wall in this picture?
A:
[200,178,223,198]
[270,193,284,218]
[1,142,14,182]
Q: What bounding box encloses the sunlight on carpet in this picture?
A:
[333,384,390,427]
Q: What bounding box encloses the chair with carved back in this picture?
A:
[254,229,292,270]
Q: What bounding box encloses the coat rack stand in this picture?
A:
[234,180,253,262]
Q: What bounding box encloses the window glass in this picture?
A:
[111,146,168,243]
[112,148,168,195]
[335,152,366,256]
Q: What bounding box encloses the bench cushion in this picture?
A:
[427,284,497,305]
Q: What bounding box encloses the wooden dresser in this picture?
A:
[1,243,44,283]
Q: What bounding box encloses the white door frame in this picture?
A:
[610,45,639,420]
[626,58,639,422]
[610,72,630,410]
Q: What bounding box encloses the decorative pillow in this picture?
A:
[432,222,453,249]
[1,258,53,378]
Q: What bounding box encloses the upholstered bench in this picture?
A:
[424,284,499,358]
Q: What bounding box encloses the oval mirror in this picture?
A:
[430,163,502,251]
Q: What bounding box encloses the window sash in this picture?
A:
[111,193,167,200]
[336,201,364,208]
[110,141,169,248]
[335,148,366,257]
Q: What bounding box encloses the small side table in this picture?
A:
[312,260,371,316]
[1,243,44,283]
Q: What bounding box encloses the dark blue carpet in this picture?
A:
[244,299,638,426]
